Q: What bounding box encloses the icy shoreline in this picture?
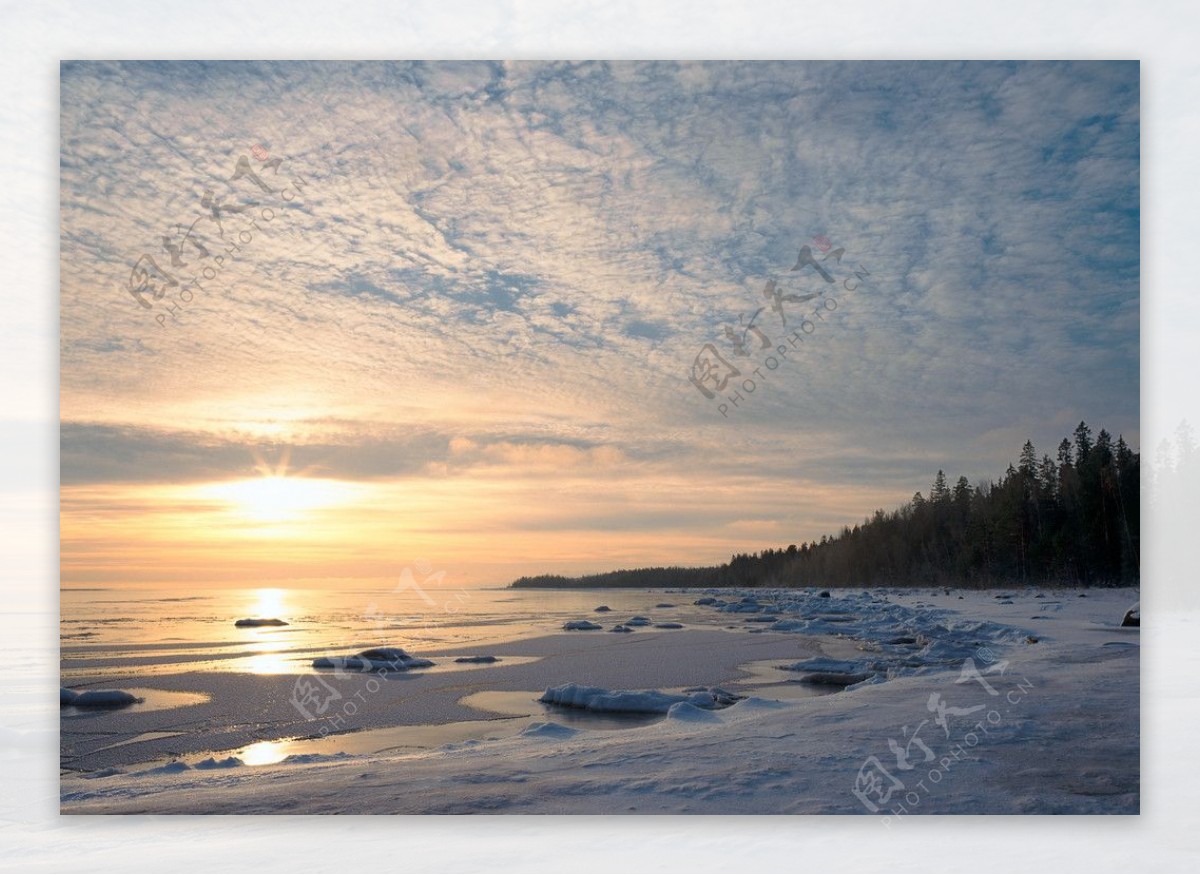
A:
[60,587,1138,815]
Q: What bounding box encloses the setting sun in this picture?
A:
[251,587,287,617]
[203,476,359,524]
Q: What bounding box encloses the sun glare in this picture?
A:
[237,739,292,766]
[252,587,287,618]
[205,475,358,525]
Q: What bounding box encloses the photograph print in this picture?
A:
[60,60,1139,815]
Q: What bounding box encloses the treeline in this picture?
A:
[510,422,1139,590]
[781,421,1139,587]
[512,567,722,589]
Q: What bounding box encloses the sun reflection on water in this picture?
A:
[237,588,299,674]
[251,587,287,619]
[237,739,293,766]
[241,648,296,675]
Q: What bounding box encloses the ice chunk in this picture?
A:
[281,753,354,765]
[520,721,579,739]
[624,616,652,626]
[358,647,418,662]
[135,761,192,776]
[682,686,741,705]
[769,619,810,632]
[454,655,499,663]
[610,625,633,633]
[777,657,875,686]
[653,622,684,629]
[726,696,787,711]
[722,602,763,613]
[1121,603,1139,627]
[82,767,124,780]
[194,756,243,769]
[666,702,722,722]
[593,605,612,612]
[562,620,602,631]
[60,688,77,706]
[312,647,434,671]
[69,689,141,709]
[539,684,736,714]
[778,657,867,674]
[234,618,289,627]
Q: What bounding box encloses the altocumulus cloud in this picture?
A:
[60,60,1139,567]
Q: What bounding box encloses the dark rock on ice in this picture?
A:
[563,620,603,631]
[313,646,434,671]
[1121,603,1139,627]
[66,689,141,708]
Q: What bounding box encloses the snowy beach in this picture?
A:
[60,586,1139,815]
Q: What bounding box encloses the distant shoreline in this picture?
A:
[509,573,1137,590]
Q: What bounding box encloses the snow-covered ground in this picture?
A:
[59,587,1140,815]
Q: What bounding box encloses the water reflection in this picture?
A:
[249,587,287,620]
[241,648,297,675]
[237,739,293,766]
[237,591,297,674]
[60,687,210,717]
[229,719,528,766]
[732,659,843,701]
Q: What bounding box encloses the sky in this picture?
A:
[59,60,1140,588]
